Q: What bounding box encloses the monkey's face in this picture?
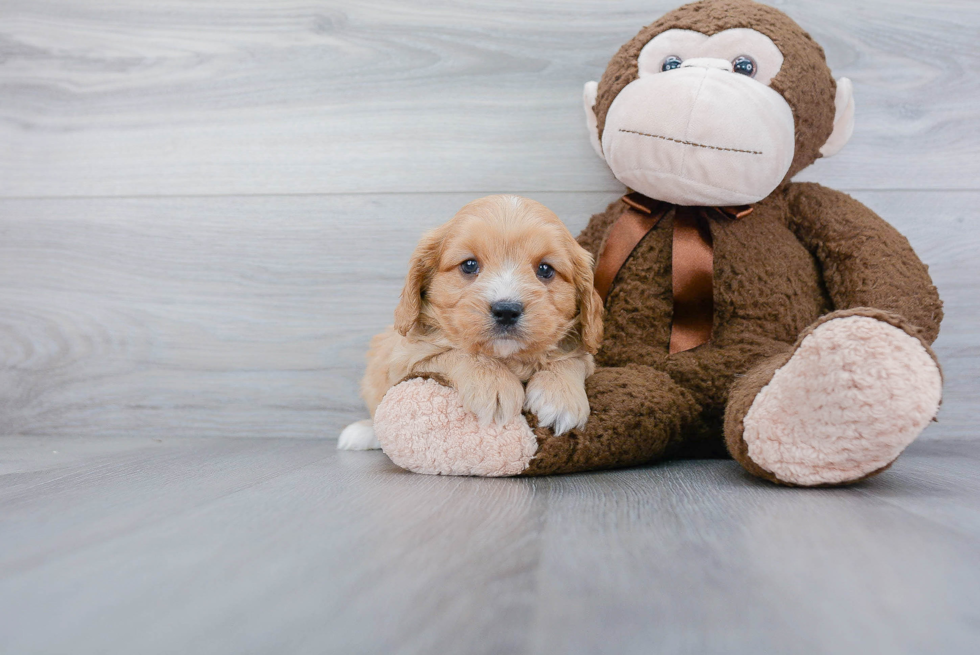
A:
[604,29,794,206]
[585,21,854,207]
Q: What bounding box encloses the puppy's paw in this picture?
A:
[524,370,590,435]
[338,419,381,450]
[457,373,525,426]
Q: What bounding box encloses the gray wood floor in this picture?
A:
[1,436,979,654]
[1,1,979,653]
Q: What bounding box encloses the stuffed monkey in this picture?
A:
[372,0,943,486]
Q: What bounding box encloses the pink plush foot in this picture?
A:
[742,316,943,486]
[373,378,538,476]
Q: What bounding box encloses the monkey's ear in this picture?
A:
[583,81,604,160]
[819,77,855,158]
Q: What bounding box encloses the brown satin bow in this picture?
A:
[593,192,753,354]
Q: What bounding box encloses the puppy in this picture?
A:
[338,195,603,450]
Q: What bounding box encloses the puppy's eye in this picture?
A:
[460,259,479,275]
[732,55,756,77]
[661,55,683,72]
[536,263,555,280]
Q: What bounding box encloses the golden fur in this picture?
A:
[362,195,603,433]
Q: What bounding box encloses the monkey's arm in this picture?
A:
[576,197,626,258]
[784,182,943,343]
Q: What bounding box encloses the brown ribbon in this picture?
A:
[594,193,753,354]
[669,206,714,353]
[593,193,669,301]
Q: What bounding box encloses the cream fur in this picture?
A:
[524,356,592,435]
[742,316,943,486]
[374,378,537,477]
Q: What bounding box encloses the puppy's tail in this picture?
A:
[337,419,382,451]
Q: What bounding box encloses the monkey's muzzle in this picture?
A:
[601,65,796,207]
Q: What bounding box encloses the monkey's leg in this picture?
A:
[373,365,699,477]
[724,309,943,486]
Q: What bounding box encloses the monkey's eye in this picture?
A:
[536,263,555,280]
[732,55,757,77]
[661,55,683,72]
[460,259,480,275]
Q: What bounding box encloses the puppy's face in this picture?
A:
[395,196,603,358]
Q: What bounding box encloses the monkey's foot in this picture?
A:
[373,378,537,476]
[741,315,942,486]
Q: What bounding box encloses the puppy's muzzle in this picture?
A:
[491,300,523,329]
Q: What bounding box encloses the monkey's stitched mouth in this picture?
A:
[619,129,763,155]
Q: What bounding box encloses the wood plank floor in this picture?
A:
[1,436,979,654]
[1,1,979,652]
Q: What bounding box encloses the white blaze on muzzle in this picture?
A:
[481,265,521,305]
[601,65,796,206]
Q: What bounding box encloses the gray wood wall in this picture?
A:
[1,0,977,439]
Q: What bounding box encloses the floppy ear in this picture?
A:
[393,225,446,336]
[571,242,604,354]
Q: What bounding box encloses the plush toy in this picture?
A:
[372,0,943,486]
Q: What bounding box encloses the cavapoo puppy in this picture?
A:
[338,195,603,450]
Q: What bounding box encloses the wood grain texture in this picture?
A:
[0,436,978,654]
[0,192,609,438]
[0,190,975,439]
[1,0,978,197]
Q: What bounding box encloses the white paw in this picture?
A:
[524,371,590,435]
[337,419,381,450]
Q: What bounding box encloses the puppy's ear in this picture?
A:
[571,242,604,354]
[394,225,446,336]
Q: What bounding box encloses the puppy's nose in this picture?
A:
[491,301,524,326]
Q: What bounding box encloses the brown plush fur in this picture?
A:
[523,182,942,478]
[519,1,942,481]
